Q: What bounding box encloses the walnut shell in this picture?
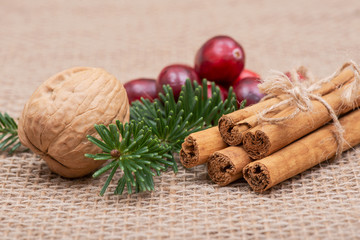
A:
[18,67,129,178]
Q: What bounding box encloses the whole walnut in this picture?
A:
[18,67,129,178]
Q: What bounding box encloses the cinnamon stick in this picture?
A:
[218,97,282,145]
[219,68,354,146]
[207,146,251,186]
[243,79,358,160]
[243,108,360,192]
[222,113,279,146]
[180,126,227,168]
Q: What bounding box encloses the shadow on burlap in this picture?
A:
[1,0,360,239]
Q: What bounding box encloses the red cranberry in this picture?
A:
[238,69,260,80]
[194,35,245,86]
[232,69,260,88]
[285,71,306,82]
[207,84,228,100]
[233,77,265,106]
[124,78,157,104]
[157,64,200,100]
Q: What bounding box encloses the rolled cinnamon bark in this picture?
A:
[243,79,358,159]
[180,126,227,168]
[223,112,280,146]
[207,146,251,186]
[219,68,354,146]
[313,68,354,95]
[218,97,282,145]
[243,108,360,192]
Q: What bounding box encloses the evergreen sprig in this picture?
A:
[0,113,22,153]
[131,79,239,152]
[86,120,174,196]
[87,79,242,195]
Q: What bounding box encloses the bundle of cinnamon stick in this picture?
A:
[180,62,360,192]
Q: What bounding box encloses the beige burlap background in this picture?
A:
[1,0,360,239]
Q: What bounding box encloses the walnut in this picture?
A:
[18,67,129,178]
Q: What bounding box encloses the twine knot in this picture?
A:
[257,69,316,123]
[285,83,312,112]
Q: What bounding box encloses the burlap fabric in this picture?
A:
[1,0,360,239]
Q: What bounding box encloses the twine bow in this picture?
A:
[257,60,360,157]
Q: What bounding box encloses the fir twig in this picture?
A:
[88,78,243,195]
[86,120,174,196]
[131,79,239,152]
[0,113,22,153]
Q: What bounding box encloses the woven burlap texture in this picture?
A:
[1,0,360,239]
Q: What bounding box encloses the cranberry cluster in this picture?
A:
[124,35,264,106]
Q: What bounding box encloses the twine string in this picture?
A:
[257,61,360,157]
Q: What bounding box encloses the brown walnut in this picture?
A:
[18,67,129,178]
